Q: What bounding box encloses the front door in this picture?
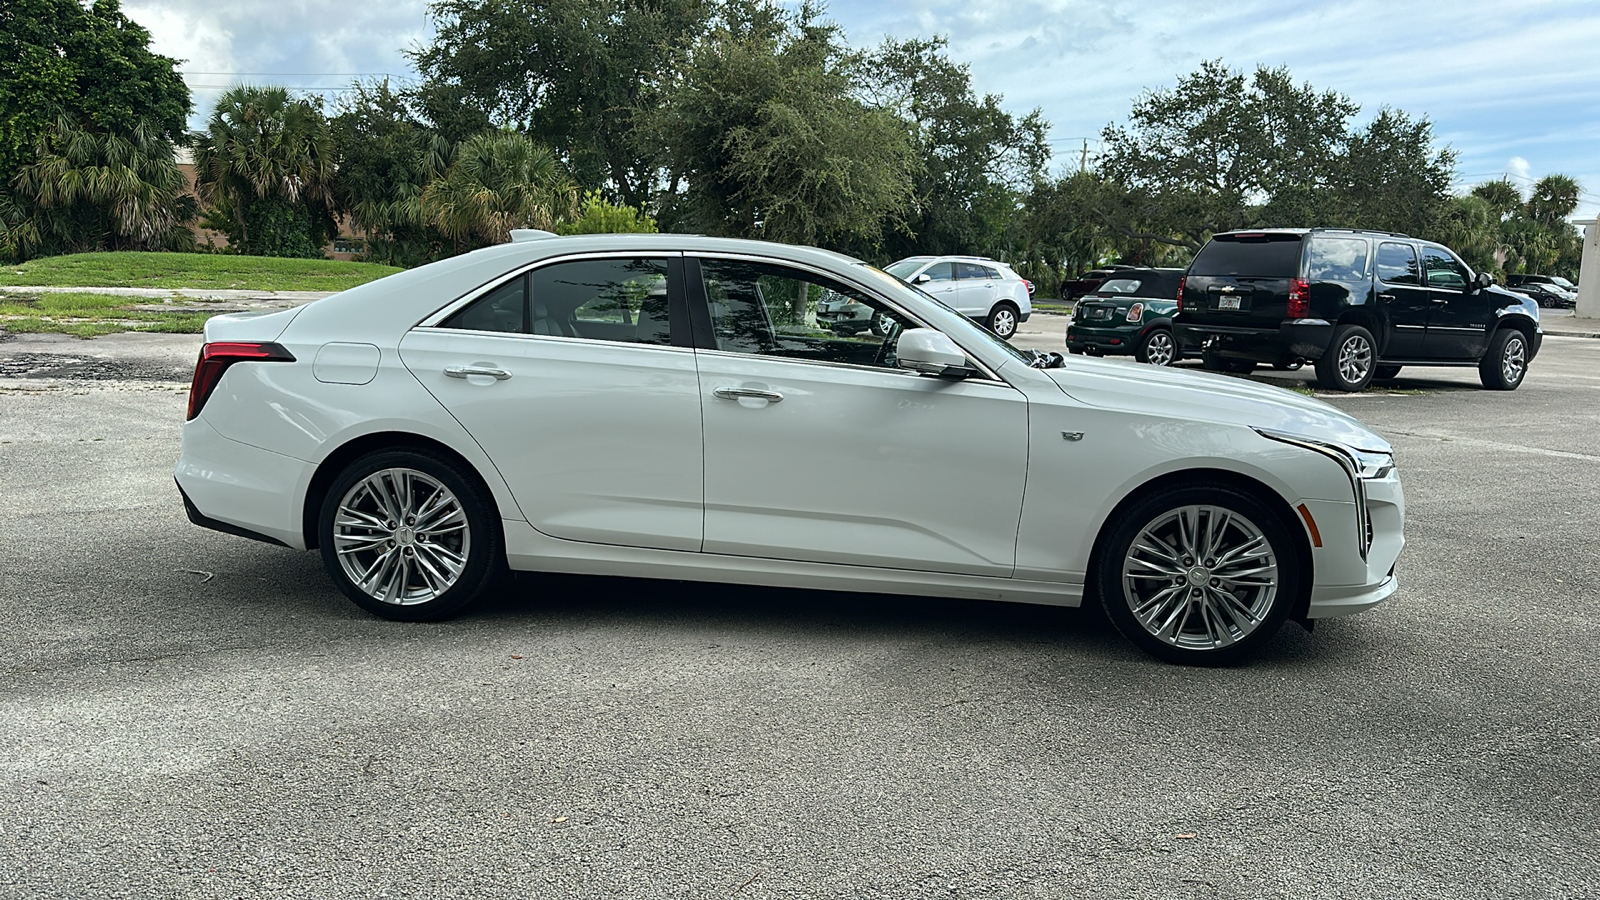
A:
[1421,246,1490,359]
[400,255,705,552]
[1375,241,1429,358]
[690,256,1029,576]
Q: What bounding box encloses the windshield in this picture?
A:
[853,264,1033,365]
[884,259,930,279]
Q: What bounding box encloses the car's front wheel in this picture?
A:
[1095,483,1300,666]
[317,448,504,621]
[1479,328,1529,390]
[1135,329,1180,366]
[987,302,1020,339]
[1313,323,1376,392]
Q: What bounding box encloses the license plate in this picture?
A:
[1218,296,1242,310]
[1088,308,1111,320]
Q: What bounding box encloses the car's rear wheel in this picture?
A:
[1313,324,1376,392]
[1479,328,1529,391]
[1135,329,1180,366]
[987,302,1020,339]
[1095,483,1300,666]
[318,449,503,621]
[871,312,893,336]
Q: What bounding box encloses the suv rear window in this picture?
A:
[1189,234,1304,277]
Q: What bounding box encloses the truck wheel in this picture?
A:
[1313,324,1375,392]
[1479,328,1528,390]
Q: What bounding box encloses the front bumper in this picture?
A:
[1174,318,1333,362]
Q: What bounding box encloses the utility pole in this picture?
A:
[1080,140,1089,172]
[1576,218,1599,320]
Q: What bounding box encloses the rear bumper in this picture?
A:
[174,416,313,550]
[1174,318,1333,361]
[1065,323,1138,353]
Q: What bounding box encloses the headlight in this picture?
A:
[1256,430,1394,560]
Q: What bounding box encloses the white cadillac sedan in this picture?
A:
[176,232,1403,665]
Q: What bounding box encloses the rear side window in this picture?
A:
[1377,243,1420,285]
[1305,237,1370,282]
[441,275,526,333]
[1189,235,1303,277]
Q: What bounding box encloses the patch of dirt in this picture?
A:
[0,352,191,382]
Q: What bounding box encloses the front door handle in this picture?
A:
[445,365,512,380]
[713,387,784,403]
[1377,293,1396,301]
[1430,297,1450,305]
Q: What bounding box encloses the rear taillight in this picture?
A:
[1125,302,1144,323]
[1177,276,1188,310]
[187,341,296,420]
[1288,279,1310,318]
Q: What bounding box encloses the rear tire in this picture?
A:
[1135,329,1180,366]
[1094,483,1301,666]
[987,302,1020,339]
[317,449,504,621]
[1479,328,1529,390]
[1313,324,1376,392]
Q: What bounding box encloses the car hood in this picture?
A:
[1043,358,1391,452]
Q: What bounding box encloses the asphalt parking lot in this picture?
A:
[2,324,1598,899]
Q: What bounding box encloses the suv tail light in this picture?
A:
[1288,279,1310,318]
[187,341,296,420]
[1177,276,1188,310]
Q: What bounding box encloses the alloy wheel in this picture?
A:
[1501,334,1527,385]
[992,307,1017,338]
[1120,504,1280,651]
[1337,334,1373,386]
[333,467,471,605]
[1145,332,1176,366]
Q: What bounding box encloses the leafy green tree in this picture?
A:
[420,130,578,251]
[862,36,1048,260]
[412,0,711,205]
[0,0,189,196]
[191,86,338,258]
[330,80,452,266]
[557,190,657,234]
[2,115,195,259]
[649,3,917,252]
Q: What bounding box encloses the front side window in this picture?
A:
[699,258,911,370]
[920,262,955,283]
[1306,237,1370,282]
[1422,247,1469,290]
[1377,242,1420,286]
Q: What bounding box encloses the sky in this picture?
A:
[124,0,1600,221]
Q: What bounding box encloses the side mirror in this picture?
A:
[912,273,933,284]
[1473,271,1493,291]
[897,328,976,378]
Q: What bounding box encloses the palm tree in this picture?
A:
[420,130,577,250]
[3,115,193,260]
[190,86,336,256]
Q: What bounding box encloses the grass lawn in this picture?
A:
[0,251,402,292]
[0,292,219,338]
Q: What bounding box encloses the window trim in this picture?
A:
[685,251,1008,384]
[416,251,691,349]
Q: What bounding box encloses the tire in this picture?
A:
[1479,328,1529,391]
[1373,365,1403,382]
[1202,349,1255,374]
[1135,329,1180,366]
[870,312,893,336]
[317,448,504,621]
[987,302,1020,340]
[1095,483,1301,666]
[1313,323,1376,392]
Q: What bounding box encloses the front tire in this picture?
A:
[1135,329,1180,366]
[1479,328,1529,390]
[1095,484,1301,666]
[987,302,1020,339]
[1313,323,1376,392]
[318,449,503,621]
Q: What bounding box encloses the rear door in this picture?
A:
[399,254,705,552]
[1180,234,1304,326]
[954,262,999,317]
[1421,245,1490,359]
[1374,241,1428,357]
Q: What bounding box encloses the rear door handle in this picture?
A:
[1377,293,1396,301]
[445,365,512,380]
[713,387,783,403]
[1430,297,1450,305]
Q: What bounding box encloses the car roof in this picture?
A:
[1212,227,1413,240]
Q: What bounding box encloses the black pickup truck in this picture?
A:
[1172,228,1543,391]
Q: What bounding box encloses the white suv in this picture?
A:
[885,256,1033,339]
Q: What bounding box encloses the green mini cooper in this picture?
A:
[1065,267,1188,366]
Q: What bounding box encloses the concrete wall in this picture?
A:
[1578,219,1599,320]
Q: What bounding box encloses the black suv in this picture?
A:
[1173,228,1542,391]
